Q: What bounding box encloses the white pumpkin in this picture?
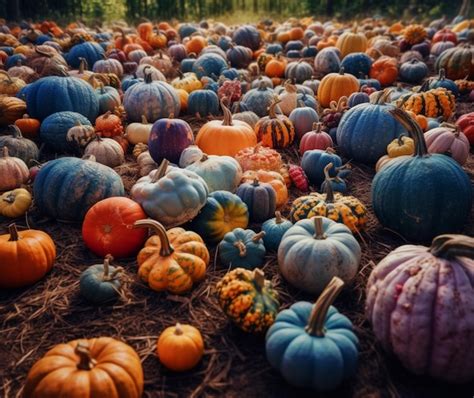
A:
[84,137,125,168]
[278,81,298,116]
[125,115,153,144]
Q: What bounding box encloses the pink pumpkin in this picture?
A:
[455,112,474,145]
[424,124,470,165]
[366,234,474,383]
[299,122,333,155]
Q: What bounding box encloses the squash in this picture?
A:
[241,170,288,209]
[84,136,125,168]
[314,47,341,75]
[0,223,56,288]
[366,234,474,383]
[261,211,293,252]
[266,277,358,390]
[241,82,276,117]
[278,216,360,294]
[386,135,415,157]
[235,143,282,172]
[336,27,368,57]
[0,96,27,126]
[372,108,472,241]
[80,255,123,304]
[289,105,319,139]
[236,178,276,223]
[24,337,143,398]
[134,219,209,294]
[399,87,455,121]
[0,124,38,166]
[317,68,359,108]
[424,124,470,165]
[157,323,204,371]
[82,197,147,258]
[456,112,474,145]
[288,164,309,192]
[300,123,333,154]
[131,159,208,227]
[14,114,40,139]
[125,115,153,145]
[0,188,32,218]
[216,268,279,333]
[66,120,96,149]
[218,228,266,269]
[435,44,474,80]
[301,147,341,186]
[171,71,203,93]
[369,56,398,86]
[0,147,29,191]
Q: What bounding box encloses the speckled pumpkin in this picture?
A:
[399,87,455,120]
[235,143,283,172]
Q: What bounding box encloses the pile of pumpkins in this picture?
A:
[0,13,473,395]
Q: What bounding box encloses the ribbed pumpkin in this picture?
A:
[299,123,333,154]
[317,68,359,108]
[288,104,319,139]
[134,219,209,294]
[84,136,125,168]
[398,87,455,122]
[301,147,342,186]
[285,60,313,84]
[66,42,105,68]
[366,234,474,383]
[372,108,472,241]
[171,72,202,93]
[241,170,288,209]
[336,27,368,57]
[0,147,29,191]
[0,96,26,126]
[95,84,121,114]
[218,228,266,269]
[216,268,279,333]
[241,83,275,117]
[0,71,25,95]
[424,124,470,166]
[435,44,474,80]
[33,156,125,222]
[314,47,341,75]
[191,53,227,79]
[369,56,398,86]
[233,25,262,51]
[0,124,38,165]
[14,114,40,138]
[187,89,220,117]
[261,211,293,252]
[456,112,474,145]
[235,143,282,172]
[236,178,277,223]
[254,97,295,149]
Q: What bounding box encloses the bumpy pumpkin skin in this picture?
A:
[235,144,282,172]
[219,228,266,269]
[216,268,280,333]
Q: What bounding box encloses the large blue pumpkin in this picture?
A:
[187,89,220,117]
[301,148,342,186]
[232,25,261,51]
[24,76,99,121]
[372,108,472,242]
[341,52,372,77]
[123,69,180,122]
[241,84,275,117]
[40,111,91,152]
[33,157,125,222]
[336,92,407,164]
[192,53,227,79]
[66,42,105,69]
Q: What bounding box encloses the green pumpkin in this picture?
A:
[278,216,361,294]
[265,277,359,391]
[236,179,276,223]
[261,211,293,252]
[189,191,249,244]
[219,228,266,269]
[79,255,123,304]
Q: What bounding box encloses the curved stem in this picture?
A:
[234,241,247,257]
[150,159,169,183]
[389,108,428,157]
[305,277,345,336]
[102,254,114,280]
[275,211,283,224]
[438,68,446,81]
[75,342,95,370]
[133,219,174,256]
[313,216,326,240]
[143,65,153,84]
[1,147,9,158]
[141,115,149,124]
[323,162,335,203]
[252,178,260,187]
[253,268,265,289]
[252,231,265,242]
[269,96,281,119]
[429,234,474,259]
[221,99,233,126]
[8,124,23,138]
[312,122,323,133]
[8,224,19,241]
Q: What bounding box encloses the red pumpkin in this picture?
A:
[456,112,474,145]
[82,197,147,258]
[299,123,334,154]
[432,28,457,44]
[288,164,309,192]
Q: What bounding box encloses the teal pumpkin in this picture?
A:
[123,67,180,122]
[241,84,275,117]
[301,148,341,186]
[33,156,125,222]
[265,277,358,391]
[79,255,123,304]
[189,191,249,244]
[314,47,341,75]
[372,108,473,241]
[192,53,227,79]
[95,85,121,114]
[236,179,276,223]
[429,68,459,96]
[25,76,99,121]
[218,228,266,269]
[261,211,292,252]
[186,154,242,193]
[296,92,318,109]
[187,89,220,117]
[66,42,105,69]
[40,111,92,153]
[340,52,372,77]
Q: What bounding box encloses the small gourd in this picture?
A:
[261,211,293,251]
[0,188,32,217]
[218,228,266,269]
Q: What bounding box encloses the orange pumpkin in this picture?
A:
[235,143,283,172]
[185,35,207,54]
[265,55,287,78]
[336,27,368,57]
[289,27,304,40]
[138,21,154,41]
[176,88,189,112]
[114,28,133,50]
[276,31,291,43]
[317,68,360,108]
[148,31,168,49]
[316,35,338,50]
[95,111,124,138]
[369,56,398,86]
[14,114,40,139]
[242,170,289,208]
[406,110,428,131]
[123,42,144,55]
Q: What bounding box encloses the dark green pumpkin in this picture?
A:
[435,44,474,80]
[0,125,38,166]
[261,211,293,252]
[219,228,266,269]
[236,179,276,223]
[187,89,220,117]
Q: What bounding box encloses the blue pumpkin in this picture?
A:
[341,52,372,77]
[289,106,319,138]
[25,76,99,121]
[221,68,239,80]
[6,53,26,69]
[219,228,266,269]
[201,77,219,93]
[188,89,220,117]
[192,53,227,79]
[40,111,91,152]
[34,157,125,222]
[80,256,123,304]
[302,45,318,58]
[241,84,275,117]
[301,148,342,186]
[233,25,261,51]
[336,92,407,164]
[399,59,429,84]
[66,42,105,69]
[296,92,318,109]
[358,77,381,90]
[266,43,283,55]
[181,57,197,73]
[265,277,358,391]
[217,36,233,51]
[321,176,347,194]
[178,24,198,38]
[286,50,301,59]
[429,68,459,96]
[0,46,14,55]
[95,85,121,114]
[261,212,292,251]
[226,45,253,69]
[347,91,370,108]
[427,117,442,130]
[372,108,472,241]
[285,40,304,52]
[121,76,143,92]
[36,34,53,45]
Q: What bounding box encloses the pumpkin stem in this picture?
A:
[151,159,170,183]
[141,115,149,124]
[429,234,474,259]
[389,108,428,157]
[253,143,263,153]
[7,223,19,241]
[312,122,323,133]
[78,57,88,73]
[133,219,174,257]
[221,99,233,126]
[200,154,209,162]
[323,163,335,203]
[397,134,406,146]
[7,124,23,138]
[252,231,265,242]
[275,211,283,224]
[305,277,345,337]
[438,68,446,81]
[1,146,9,158]
[143,65,153,84]
[253,268,265,289]
[252,178,260,187]
[102,254,113,280]
[174,323,184,335]
[269,97,281,119]
[234,241,247,257]
[3,193,15,204]
[338,67,345,75]
[313,216,326,240]
[75,342,96,370]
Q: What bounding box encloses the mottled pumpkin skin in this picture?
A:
[254,113,295,149]
[289,106,319,139]
[399,88,456,120]
[216,268,280,333]
[218,228,266,269]
[33,157,125,222]
[262,214,293,251]
[366,243,474,382]
[285,61,313,84]
[314,47,341,75]
[236,180,276,223]
[265,301,358,390]
[241,85,275,117]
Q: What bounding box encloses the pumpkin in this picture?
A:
[366,234,474,382]
[148,116,194,164]
[93,58,124,77]
[369,56,398,86]
[386,135,415,157]
[8,64,38,84]
[301,147,341,186]
[277,81,298,116]
[300,123,333,154]
[178,145,204,168]
[314,47,341,75]
[429,68,459,96]
[0,187,31,218]
[134,219,209,294]
[66,120,96,149]
[285,60,313,84]
[0,71,25,95]
[0,147,29,191]
[217,268,279,333]
[266,277,358,390]
[84,136,124,168]
[95,84,121,114]
[34,156,125,222]
[171,71,202,93]
[13,114,40,139]
[317,68,359,108]
[435,44,474,80]
[131,160,208,227]
[66,42,105,69]
[430,40,455,57]
[187,89,220,117]
[340,52,372,77]
[218,228,266,269]
[95,111,124,138]
[0,96,26,126]
[196,100,257,157]
[186,153,242,193]
[424,124,470,165]
[291,164,368,233]
[82,197,147,258]
[192,53,227,79]
[80,255,124,303]
[241,82,275,117]
[125,115,153,145]
[233,110,259,128]
[242,170,288,209]
[347,91,370,108]
[0,124,38,166]
[233,25,262,51]
[261,211,293,252]
[288,164,309,192]
[336,27,368,57]
[157,323,204,371]
[289,104,319,139]
[403,24,427,44]
[236,178,276,223]
[455,112,474,145]
[0,223,56,288]
[399,59,428,84]
[227,44,253,68]
[24,337,143,398]
[254,97,295,149]
[234,143,282,172]
[399,87,455,121]
[372,108,472,241]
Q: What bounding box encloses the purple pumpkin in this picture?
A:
[168,44,188,62]
[366,234,474,383]
[148,118,194,164]
[226,45,253,69]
